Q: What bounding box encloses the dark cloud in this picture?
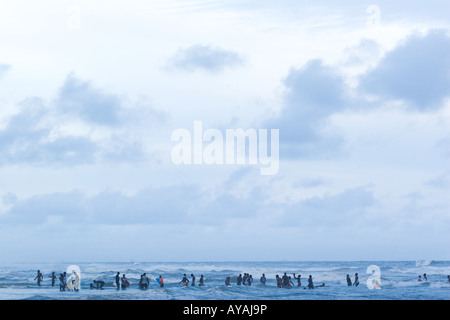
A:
[359,29,450,109]
[165,44,244,73]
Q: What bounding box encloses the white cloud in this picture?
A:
[165,44,244,73]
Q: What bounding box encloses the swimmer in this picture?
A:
[247,275,253,286]
[139,273,149,290]
[59,273,65,291]
[49,272,57,287]
[62,272,67,289]
[225,276,231,286]
[293,273,302,287]
[121,274,130,289]
[34,270,43,286]
[418,275,422,282]
[237,274,243,286]
[115,272,120,290]
[308,275,314,289]
[260,274,266,285]
[199,275,205,286]
[191,274,196,286]
[316,283,325,287]
[353,273,359,287]
[90,280,105,290]
[423,273,428,281]
[276,275,282,288]
[288,276,294,289]
[282,273,289,288]
[346,274,352,286]
[158,275,164,288]
[179,274,189,287]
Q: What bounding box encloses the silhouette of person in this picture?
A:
[308,275,314,289]
[90,280,105,289]
[247,275,253,286]
[346,274,352,286]
[49,272,57,287]
[293,273,302,287]
[353,273,359,286]
[179,274,189,286]
[260,274,266,285]
[237,274,242,285]
[276,275,282,288]
[34,270,43,286]
[115,272,120,290]
[121,274,130,289]
[139,273,149,290]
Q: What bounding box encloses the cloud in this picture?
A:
[359,29,450,109]
[425,171,450,189]
[0,97,98,165]
[56,73,123,126]
[0,63,11,78]
[293,177,328,188]
[2,192,17,206]
[282,186,376,227]
[1,181,378,232]
[343,39,381,66]
[165,44,244,73]
[0,186,203,226]
[265,59,351,158]
[0,182,271,227]
[0,73,167,166]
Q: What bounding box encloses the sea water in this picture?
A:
[0,260,448,300]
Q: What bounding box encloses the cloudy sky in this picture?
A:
[0,0,449,262]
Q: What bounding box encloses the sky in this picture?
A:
[0,0,449,262]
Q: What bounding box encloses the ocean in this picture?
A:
[0,260,448,300]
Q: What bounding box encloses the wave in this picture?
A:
[23,295,57,300]
[414,260,448,268]
[416,260,434,267]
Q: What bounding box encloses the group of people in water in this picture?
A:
[418,273,428,282]
[113,272,165,290]
[34,269,450,290]
[34,270,79,291]
[225,272,325,289]
[179,273,205,287]
[346,273,360,286]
